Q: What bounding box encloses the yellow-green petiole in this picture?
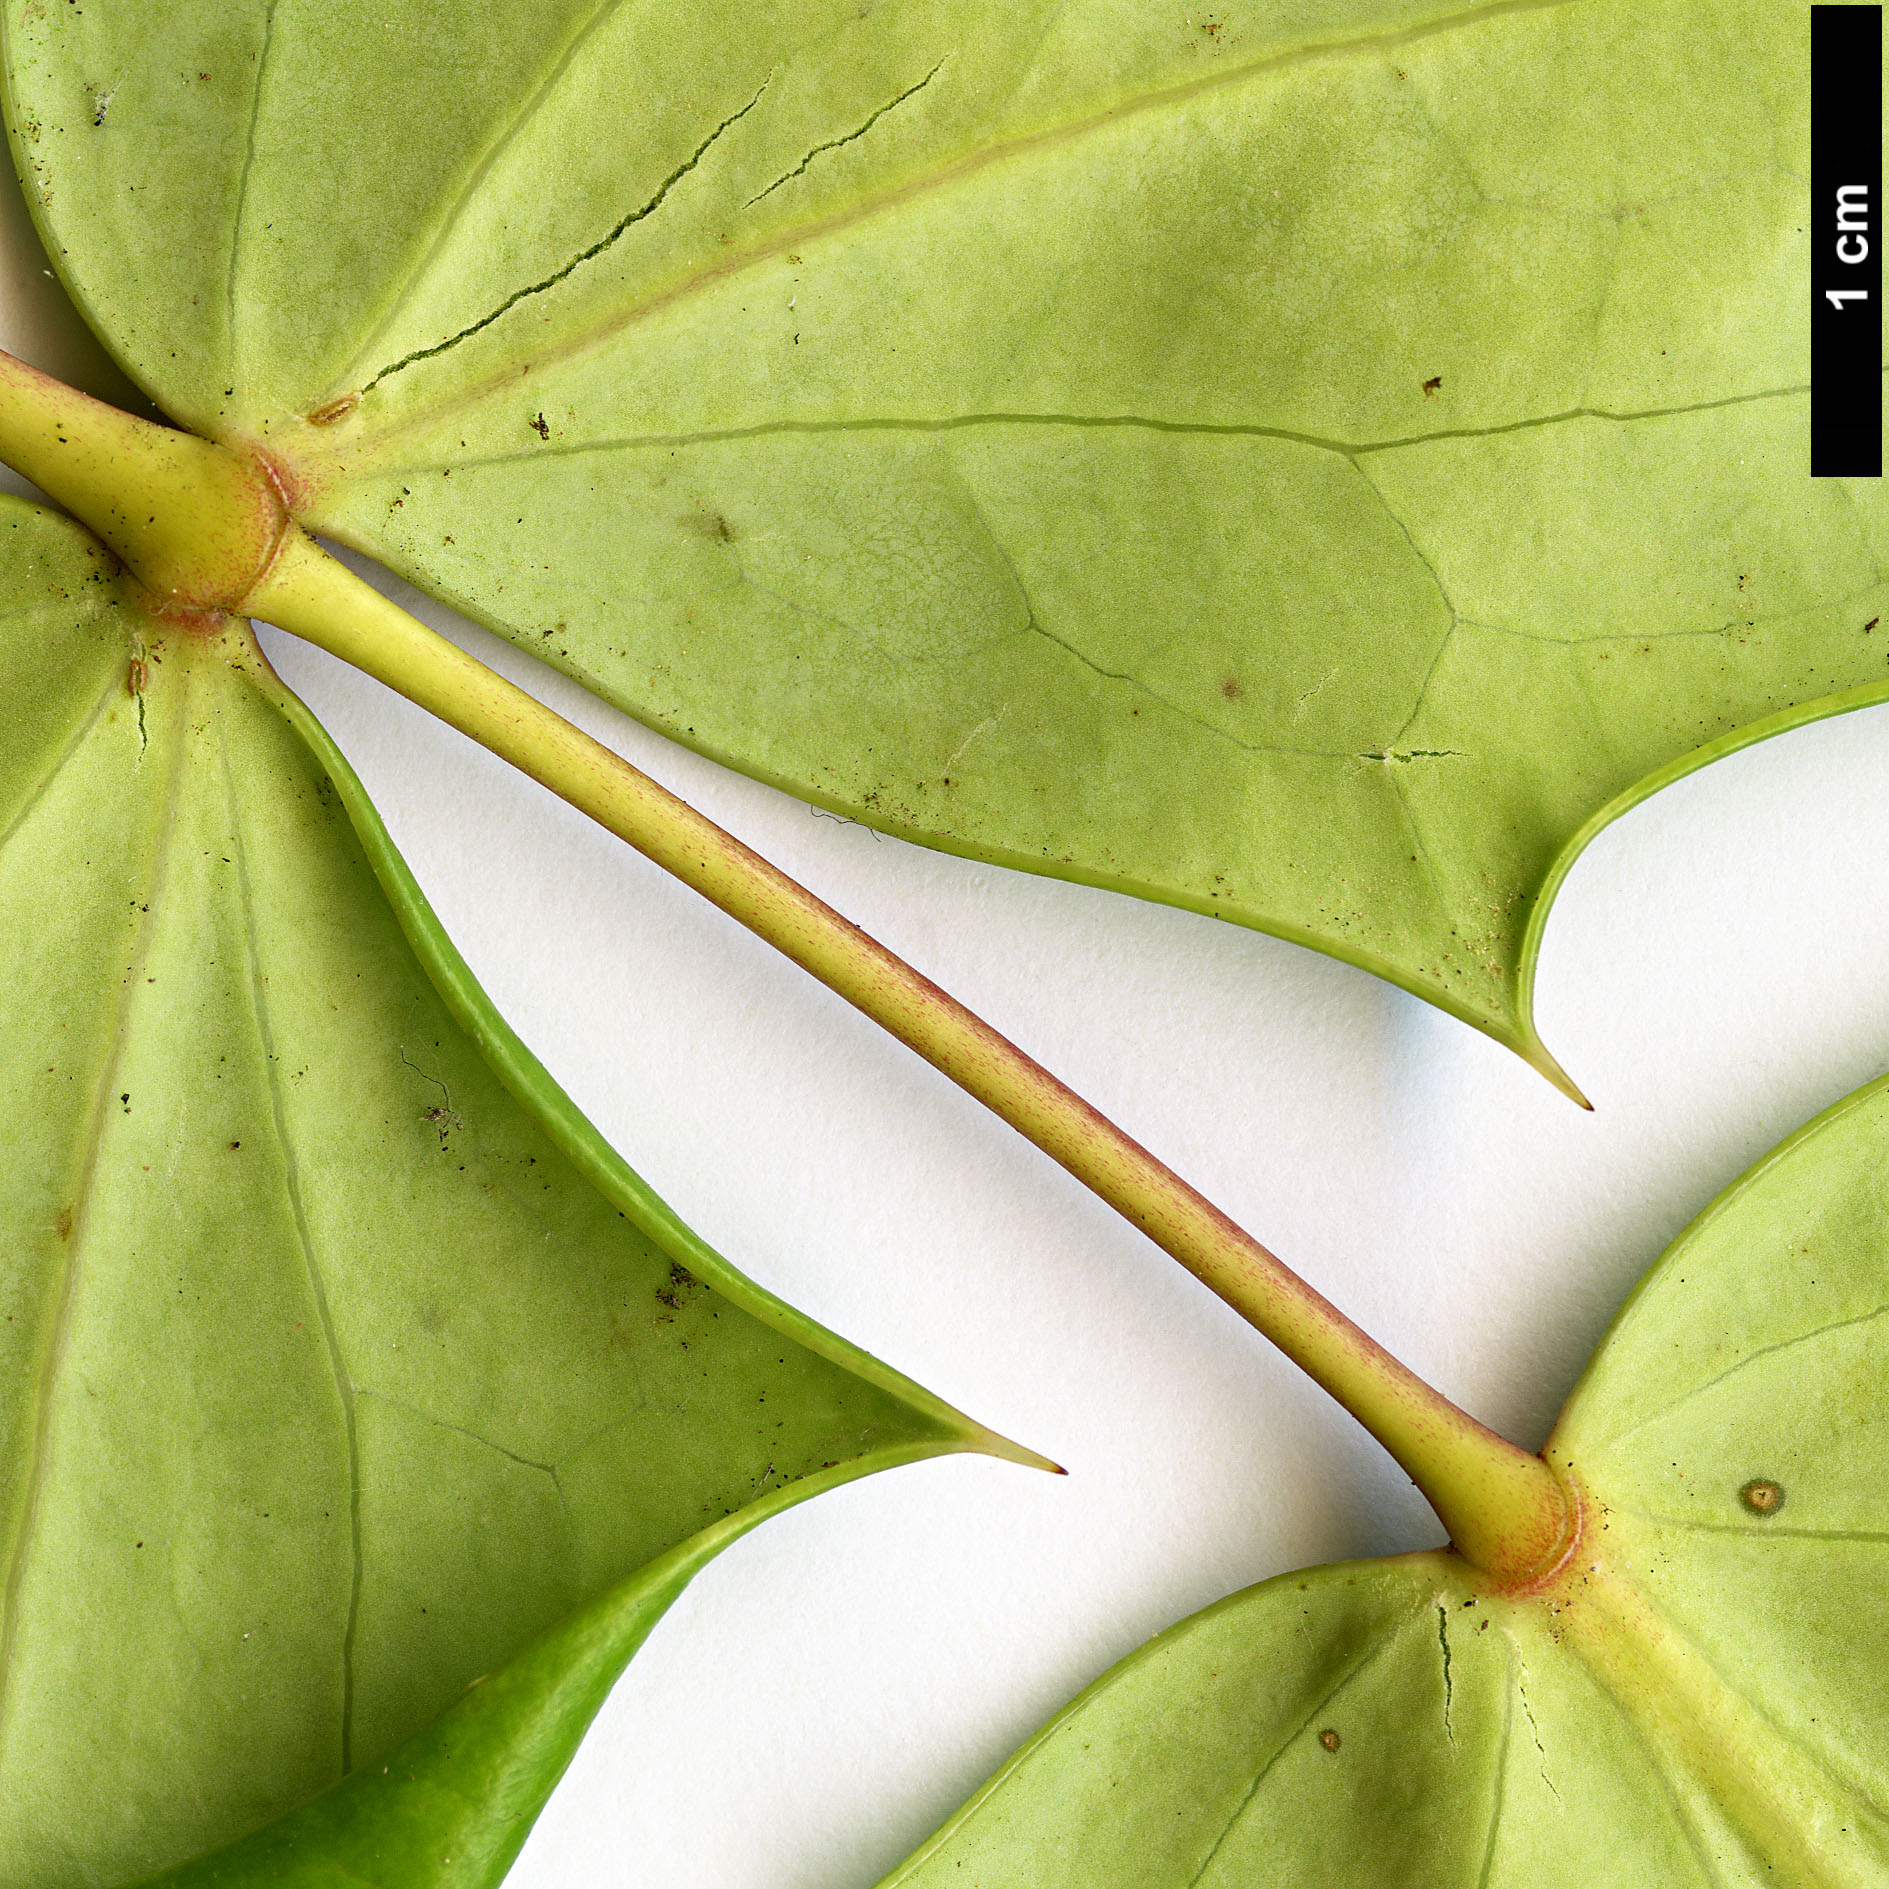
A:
[0,346,1574,1588]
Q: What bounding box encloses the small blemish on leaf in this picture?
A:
[306,393,359,427]
[1219,676,1243,701]
[685,509,738,544]
[54,1207,71,1240]
[1318,1728,1341,1752]
[1741,1478,1784,1515]
[656,1262,704,1313]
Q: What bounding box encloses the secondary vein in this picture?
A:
[0,660,188,1771]
[364,385,1808,482]
[222,725,365,1776]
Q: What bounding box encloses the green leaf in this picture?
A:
[0,491,1015,1888]
[4,0,1879,1086]
[875,1069,1889,1886]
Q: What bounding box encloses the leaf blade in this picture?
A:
[0,494,1003,1885]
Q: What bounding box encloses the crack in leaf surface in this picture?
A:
[1436,1603,1455,1744]
[364,76,774,392]
[745,61,945,207]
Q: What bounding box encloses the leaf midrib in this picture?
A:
[1559,1527,1889,1884]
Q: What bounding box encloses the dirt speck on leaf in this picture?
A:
[656,1263,705,1313]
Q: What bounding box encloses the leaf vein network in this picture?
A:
[336,0,656,386]
[0,668,119,867]
[1592,1298,1889,1447]
[356,1388,563,1496]
[1472,1659,1514,1889]
[224,0,281,373]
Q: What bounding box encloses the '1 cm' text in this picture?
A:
[1827,183,1872,309]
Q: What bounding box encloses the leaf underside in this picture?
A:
[4,0,1883,1085]
[0,496,988,1888]
[877,1071,1889,1887]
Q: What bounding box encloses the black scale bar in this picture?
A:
[1812,5,1883,477]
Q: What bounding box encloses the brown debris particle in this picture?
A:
[656,1262,704,1313]
[305,392,360,427]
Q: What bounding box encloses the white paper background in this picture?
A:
[6,160,1888,1888]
